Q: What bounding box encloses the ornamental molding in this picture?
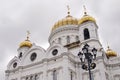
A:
[47,66,62,73]
[82,69,99,75]
[103,57,120,67]
[21,72,43,79]
[6,51,107,74]
[114,74,120,77]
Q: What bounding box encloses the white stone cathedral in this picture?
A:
[5,6,120,80]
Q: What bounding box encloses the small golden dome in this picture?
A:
[106,46,117,57]
[19,40,32,48]
[78,14,96,25]
[19,31,32,48]
[52,6,78,31]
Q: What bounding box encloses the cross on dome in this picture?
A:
[67,5,71,16]
[83,5,87,15]
[19,30,32,48]
[26,30,30,40]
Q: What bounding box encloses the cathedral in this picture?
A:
[5,6,120,80]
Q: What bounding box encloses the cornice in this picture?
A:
[103,56,120,68]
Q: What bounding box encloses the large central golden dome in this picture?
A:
[52,15,78,31]
[52,6,78,31]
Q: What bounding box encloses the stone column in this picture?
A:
[43,60,48,80]
[62,56,70,80]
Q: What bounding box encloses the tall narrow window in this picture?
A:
[19,52,22,58]
[35,74,38,80]
[71,72,73,80]
[84,28,90,40]
[105,73,109,80]
[53,70,57,80]
[58,38,61,44]
[67,36,70,44]
[26,77,28,80]
[76,36,79,42]
[30,76,33,80]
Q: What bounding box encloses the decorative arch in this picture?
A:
[46,43,68,58]
[84,28,90,40]
[7,56,20,70]
[21,45,46,66]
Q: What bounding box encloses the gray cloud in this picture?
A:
[0,0,120,80]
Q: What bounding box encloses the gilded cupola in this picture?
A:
[19,31,32,48]
[106,46,117,57]
[78,6,96,25]
[52,6,78,31]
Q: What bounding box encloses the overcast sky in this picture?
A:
[0,0,120,80]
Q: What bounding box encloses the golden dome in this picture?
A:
[19,40,32,48]
[78,14,96,25]
[52,15,78,31]
[52,6,78,31]
[19,31,32,48]
[106,46,117,57]
[78,6,96,25]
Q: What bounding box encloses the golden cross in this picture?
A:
[83,5,87,15]
[67,5,70,15]
[26,30,30,40]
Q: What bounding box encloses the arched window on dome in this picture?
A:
[76,36,79,42]
[67,36,70,44]
[58,38,61,44]
[84,28,90,40]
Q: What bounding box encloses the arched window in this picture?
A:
[53,70,57,80]
[84,28,90,40]
[19,52,22,58]
[71,72,73,80]
[76,36,79,41]
[35,74,38,80]
[26,77,28,80]
[58,38,61,44]
[67,36,70,44]
[30,76,33,80]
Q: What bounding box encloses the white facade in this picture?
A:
[5,10,120,80]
